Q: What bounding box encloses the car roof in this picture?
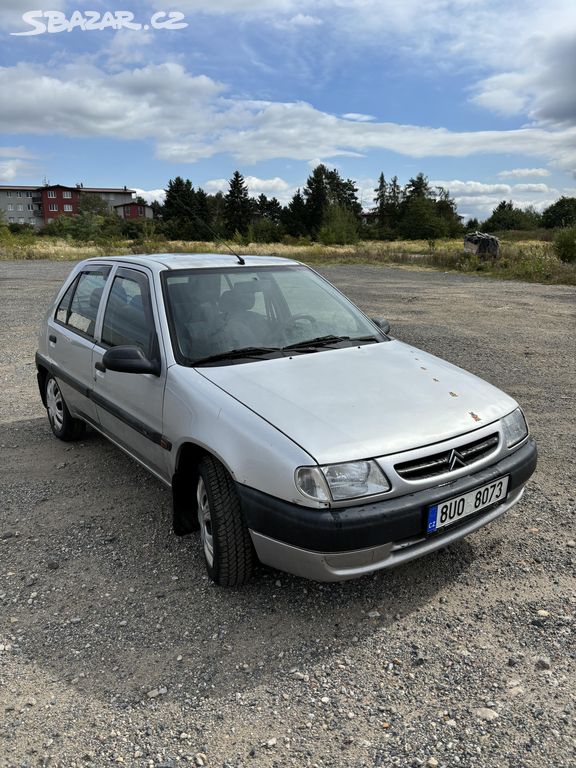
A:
[95,253,301,271]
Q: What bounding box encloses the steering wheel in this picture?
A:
[279,314,318,343]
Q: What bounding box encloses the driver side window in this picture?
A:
[101,269,156,358]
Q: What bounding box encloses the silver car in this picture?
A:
[36,254,537,585]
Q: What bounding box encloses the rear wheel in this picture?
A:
[45,375,85,441]
[197,456,254,586]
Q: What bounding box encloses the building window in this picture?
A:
[6,191,12,197]
[27,204,34,211]
[63,190,72,199]
[7,204,13,211]
[64,204,73,212]
[17,204,23,211]
[8,217,14,222]
[49,203,58,211]
[19,218,25,224]
[16,191,23,197]
[26,191,33,197]
[47,190,56,198]
[138,206,144,216]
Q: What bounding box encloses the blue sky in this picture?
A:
[1,0,575,220]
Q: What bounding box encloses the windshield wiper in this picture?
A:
[191,346,282,366]
[283,334,351,351]
[283,334,379,351]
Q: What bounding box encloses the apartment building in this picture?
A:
[0,185,38,227]
[0,183,143,227]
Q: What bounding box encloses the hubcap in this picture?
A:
[46,378,64,431]
[197,476,214,567]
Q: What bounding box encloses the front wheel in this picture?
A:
[196,456,254,586]
[45,375,85,441]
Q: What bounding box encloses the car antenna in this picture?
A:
[169,197,245,265]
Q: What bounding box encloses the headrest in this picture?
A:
[219,288,255,314]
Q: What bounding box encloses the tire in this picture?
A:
[45,375,86,441]
[196,456,254,586]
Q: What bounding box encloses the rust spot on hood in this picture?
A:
[469,411,482,422]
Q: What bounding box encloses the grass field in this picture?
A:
[1,233,574,285]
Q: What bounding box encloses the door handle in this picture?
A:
[95,361,106,372]
[49,334,57,343]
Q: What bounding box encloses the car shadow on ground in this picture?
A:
[1,417,476,706]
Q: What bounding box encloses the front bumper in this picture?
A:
[238,437,537,581]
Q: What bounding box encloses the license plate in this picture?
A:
[427,476,509,533]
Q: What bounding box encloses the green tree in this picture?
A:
[282,190,308,237]
[434,187,463,237]
[78,192,110,216]
[206,191,226,237]
[386,175,403,232]
[163,177,196,222]
[303,164,362,238]
[318,205,359,245]
[553,227,576,263]
[224,171,252,236]
[482,200,541,231]
[399,196,448,240]
[404,172,433,200]
[466,217,480,231]
[373,172,389,236]
[542,197,576,229]
[303,164,330,236]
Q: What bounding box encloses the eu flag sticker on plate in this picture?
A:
[427,507,438,533]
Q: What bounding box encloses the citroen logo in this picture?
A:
[448,449,467,471]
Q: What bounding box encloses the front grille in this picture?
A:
[395,433,499,481]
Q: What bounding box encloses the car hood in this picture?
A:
[197,340,517,464]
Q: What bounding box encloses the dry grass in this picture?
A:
[1,234,574,285]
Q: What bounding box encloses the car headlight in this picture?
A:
[502,408,528,448]
[295,461,390,502]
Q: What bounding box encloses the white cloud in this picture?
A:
[133,188,166,205]
[205,175,296,204]
[274,14,323,29]
[498,168,551,178]
[102,29,155,69]
[342,113,375,122]
[513,183,552,194]
[0,146,37,181]
[0,0,66,29]
[1,60,576,177]
[432,180,512,197]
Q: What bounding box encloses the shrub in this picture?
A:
[553,227,576,263]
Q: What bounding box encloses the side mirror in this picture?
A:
[371,317,391,335]
[100,345,160,376]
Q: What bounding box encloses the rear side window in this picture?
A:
[101,269,156,358]
[55,268,110,337]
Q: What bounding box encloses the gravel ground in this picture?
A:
[0,260,575,768]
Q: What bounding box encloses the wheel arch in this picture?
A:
[172,441,213,535]
[37,363,49,407]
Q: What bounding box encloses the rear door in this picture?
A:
[92,266,170,481]
[48,264,111,423]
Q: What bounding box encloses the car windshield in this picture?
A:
[162,265,384,366]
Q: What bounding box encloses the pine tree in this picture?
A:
[386,176,403,231]
[404,173,432,200]
[283,190,308,237]
[163,177,196,222]
[373,172,389,236]
[303,165,329,236]
[224,171,252,236]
